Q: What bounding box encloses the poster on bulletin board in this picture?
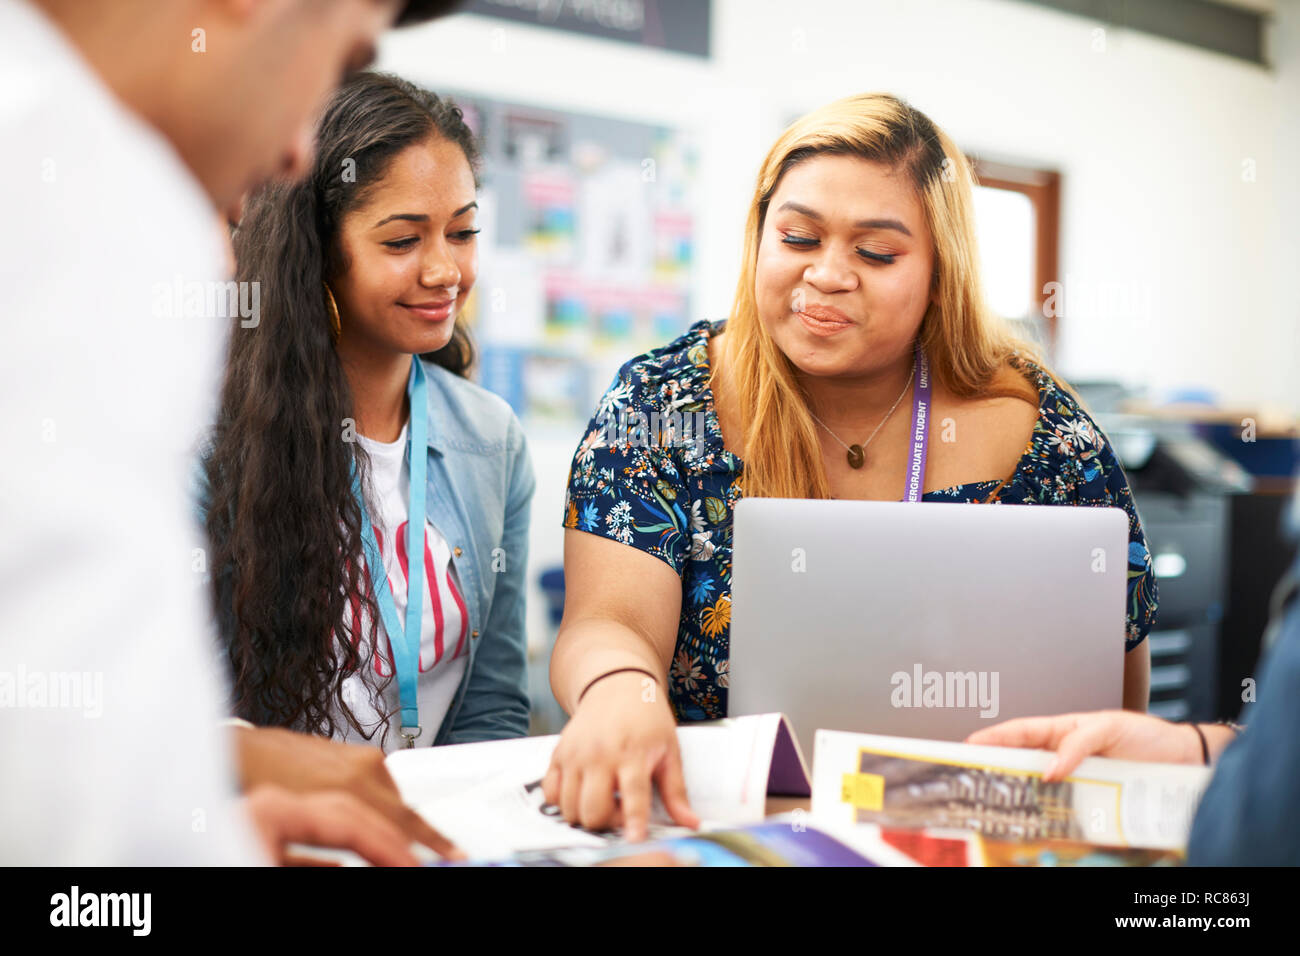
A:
[443,89,699,428]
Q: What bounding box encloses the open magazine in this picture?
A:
[812,729,1211,864]
[379,715,1212,866]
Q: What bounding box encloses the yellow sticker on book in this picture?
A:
[841,772,885,810]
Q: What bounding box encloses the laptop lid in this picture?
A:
[728,498,1129,747]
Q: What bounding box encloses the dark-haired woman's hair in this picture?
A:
[204,72,481,739]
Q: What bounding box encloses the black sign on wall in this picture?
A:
[465,0,712,58]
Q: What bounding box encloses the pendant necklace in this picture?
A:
[807,362,915,470]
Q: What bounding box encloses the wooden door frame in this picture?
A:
[971,158,1061,351]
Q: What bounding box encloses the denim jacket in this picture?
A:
[197,357,535,746]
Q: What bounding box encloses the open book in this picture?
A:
[385,712,813,861]
[382,715,1212,866]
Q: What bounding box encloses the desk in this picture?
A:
[764,795,810,817]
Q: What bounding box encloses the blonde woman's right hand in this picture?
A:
[541,671,701,841]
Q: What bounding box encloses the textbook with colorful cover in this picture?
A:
[381,715,1211,867]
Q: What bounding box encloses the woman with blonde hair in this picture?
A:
[545,92,1157,838]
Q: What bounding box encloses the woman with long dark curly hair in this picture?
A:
[201,72,534,751]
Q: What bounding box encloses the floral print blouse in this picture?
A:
[563,319,1158,721]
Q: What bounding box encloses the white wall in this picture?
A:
[378,0,1298,658]
[381,0,1295,407]
[1270,0,1300,413]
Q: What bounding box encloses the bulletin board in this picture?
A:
[446,91,699,427]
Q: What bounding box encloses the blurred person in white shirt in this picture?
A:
[0,0,462,865]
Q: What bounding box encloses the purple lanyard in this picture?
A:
[903,343,931,503]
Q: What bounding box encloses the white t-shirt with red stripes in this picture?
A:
[338,424,468,751]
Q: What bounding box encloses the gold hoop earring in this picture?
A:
[322,282,341,343]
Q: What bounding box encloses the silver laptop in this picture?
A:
[728,498,1129,746]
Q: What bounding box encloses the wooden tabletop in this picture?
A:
[764,795,811,816]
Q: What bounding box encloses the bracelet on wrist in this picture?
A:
[1187,721,1242,765]
[1189,722,1210,765]
[577,667,658,706]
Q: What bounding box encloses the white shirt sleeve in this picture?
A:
[0,0,264,865]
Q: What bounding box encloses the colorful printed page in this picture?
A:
[879,827,979,867]
[976,837,1184,867]
[811,729,1211,851]
[431,822,881,867]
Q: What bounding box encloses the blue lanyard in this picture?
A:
[351,356,429,747]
